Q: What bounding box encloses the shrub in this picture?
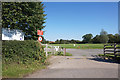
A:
[2,40,46,64]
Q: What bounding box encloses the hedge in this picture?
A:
[2,40,46,64]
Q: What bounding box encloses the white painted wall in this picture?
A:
[2,28,24,41]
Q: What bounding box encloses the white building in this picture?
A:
[2,28,24,41]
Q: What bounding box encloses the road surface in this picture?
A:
[25,49,118,78]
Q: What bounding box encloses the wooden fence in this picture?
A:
[104,43,120,59]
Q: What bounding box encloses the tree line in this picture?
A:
[53,29,120,44]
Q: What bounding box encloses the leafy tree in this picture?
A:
[82,33,93,43]
[71,39,76,44]
[114,34,120,43]
[60,39,63,44]
[2,2,46,40]
[99,29,109,43]
[92,35,101,43]
[54,39,81,44]
[55,39,60,44]
[107,34,115,43]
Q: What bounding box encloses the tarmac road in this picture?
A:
[66,49,103,57]
[25,49,118,78]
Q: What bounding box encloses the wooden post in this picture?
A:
[64,48,66,56]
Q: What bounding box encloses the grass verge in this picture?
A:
[54,52,72,56]
[2,61,48,78]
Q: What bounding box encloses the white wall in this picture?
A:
[2,28,24,41]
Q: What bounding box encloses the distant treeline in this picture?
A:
[54,33,120,44]
[43,29,120,44]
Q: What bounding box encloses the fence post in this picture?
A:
[64,48,66,56]
[104,45,106,59]
[46,44,48,57]
[114,43,117,59]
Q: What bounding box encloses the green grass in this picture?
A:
[54,52,72,56]
[65,52,72,56]
[50,44,105,49]
[2,61,48,78]
[98,54,120,58]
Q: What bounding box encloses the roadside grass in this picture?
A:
[65,52,72,56]
[50,44,105,49]
[2,61,48,78]
[98,53,120,61]
[54,52,72,56]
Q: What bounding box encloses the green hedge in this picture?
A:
[2,40,46,64]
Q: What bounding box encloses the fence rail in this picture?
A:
[104,43,120,59]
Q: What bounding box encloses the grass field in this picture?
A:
[50,44,105,49]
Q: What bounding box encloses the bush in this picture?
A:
[2,40,46,64]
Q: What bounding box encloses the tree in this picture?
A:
[99,29,109,43]
[82,34,93,43]
[114,34,120,43]
[2,2,46,40]
[55,39,60,44]
[92,35,101,43]
[71,39,76,44]
[60,39,63,44]
[107,34,115,43]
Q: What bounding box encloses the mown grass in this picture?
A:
[50,44,105,49]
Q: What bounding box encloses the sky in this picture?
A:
[43,2,118,41]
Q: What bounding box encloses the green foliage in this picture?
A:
[54,52,72,56]
[82,33,93,43]
[114,34,120,43]
[99,29,109,43]
[99,35,109,43]
[107,34,115,43]
[2,2,46,40]
[54,52,64,56]
[2,40,46,64]
[65,52,72,56]
[54,33,120,44]
[92,35,101,43]
[55,39,82,44]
